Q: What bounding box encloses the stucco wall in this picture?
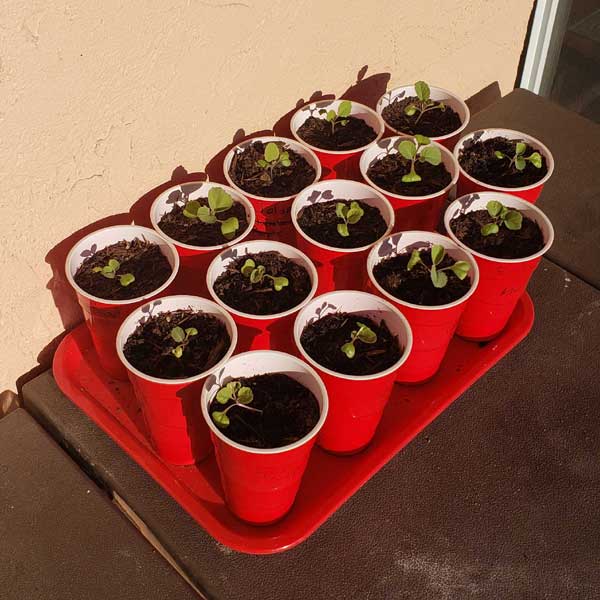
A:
[0,1,533,393]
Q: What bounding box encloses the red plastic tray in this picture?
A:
[53,293,534,554]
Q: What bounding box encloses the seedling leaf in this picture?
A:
[336,202,348,219]
[356,322,377,344]
[237,387,254,404]
[515,142,527,156]
[346,202,364,225]
[341,342,356,359]
[414,134,430,146]
[415,80,430,102]
[271,276,289,291]
[212,410,230,428]
[264,142,280,163]
[398,140,417,160]
[119,273,135,287]
[241,259,255,277]
[338,100,352,118]
[504,210,523,230]
[108,259,120,271]
[431,244,445,266]
[486,200,503,218]
[430,268,448,288]
[220,217,239,237]
[419,145,442,166]
[529,152,542,169]
[514,156,526,171]
[208,187,233,212]
[326,110,336,122]
[185,327,198,337]
[407,249,421,270]
[337,222,349,237]
[481,222,500,236]
[404,104,417,116]
[171,326,185,343]
[172,345,183,358]
[449,261,470,280]
[183,200,201,218]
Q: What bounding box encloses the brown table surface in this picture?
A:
[19,90,600,599]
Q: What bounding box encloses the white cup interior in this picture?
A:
[65,224,180,305]
[116,294,238,384]
[201,350,329,454]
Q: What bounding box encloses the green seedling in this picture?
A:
[335,201,364,237]
[341,322,378,359]
[494,141,542,172]
[318,99,352,134]
[397,134,442,183]
[480,200,523,236]
[169,325,198,358]
[240,258,289,292]
[211,381,262,428]
[407,244,470,289]
[92,259,135,287]
[183,187,239,239]
[404,81,446,124]
[256,142,291,183]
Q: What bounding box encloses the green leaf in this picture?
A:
[449,261,470,280]
[419,145,442,166]
[430,268,448,288]
[237,386,254,405]
[499,206,508,219]
[337,222,349,237]
[503,209,523,231]
[431,244,445,266]
[486,200,503,218]
[341,342,356,359]
[336,202,348,219]
[257,159,268,168]
[208,187,233,212]
[250,266,264,284]
[404,104,417,117]
[356,322,377,344]
[414,134,430,146]
[481,222,500,236]
[407,249,421,270]
[280,158,291,167]
[402,170,422,183]
[119,273,135,287]
[216,384,234,404]
[514,156,526,171]
[170,326,185,343]
[515,142,527,156]
[338,100,352,118]
[528,152,542,169]
[171,345,183,358]
[398,140,417,160]
[494,151,506,160]
[340,119,349,126]
[185,327,198,337]
[212,410,230,428]
[197,206,217,224]
[220,217,239,238]
[108,259,120,271]
[346,202,364,225]
[280,151,289,161]
[326,110,336,122]
[183,200,202,218]
[92,267,103,273]
[415,80,430,102]
[264,142,280,163]
[101,266,116,279]
[271,276,289,291]
[241,259,255,277]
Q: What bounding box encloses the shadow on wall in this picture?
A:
[16,66,500,394]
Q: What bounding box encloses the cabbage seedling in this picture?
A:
[256,142,292,183]
[480,200,523,236]
[341,322,377,359]
[211,381,262,428]
[404,81,446,124]
[494,141,542,172]
[169,326,198,359]
[183,187,239,240]
[335,200,364,237]
[318,100,352,134]
[240,258,289,292]
[397,134,442,183]
[407,244,470,289]
[92,259,135,287]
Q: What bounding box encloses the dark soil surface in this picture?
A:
[228,141,316,198]
[297,200,387,249]
[213,251,312,315]
[458,136,548,188]
[74,239,172,301]
[367,153,451,196]
[157,198,249,247]
[451,209,545,259]
[208,373,320,449]
[373,249,471,306]
[381,95,462,137]
[122,309,230,379]
[300,312,402,376]
[296,115,377,151]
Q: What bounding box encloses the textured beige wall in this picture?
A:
[0,1,533,393]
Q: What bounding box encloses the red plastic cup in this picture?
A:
[454,128,555,203]
[65,225,180,380]
[444,192,554,340]
[116,295,238,465]
[201,350,328,524]
[360,136,459,232]
[223,136,321,237]
[291,179,395,294]
[150,181,255,297]
[376,83,470,150]
[206,239,318,353]
[294,290,413,454]
[367,231,479,384]
[290,99,385,180]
